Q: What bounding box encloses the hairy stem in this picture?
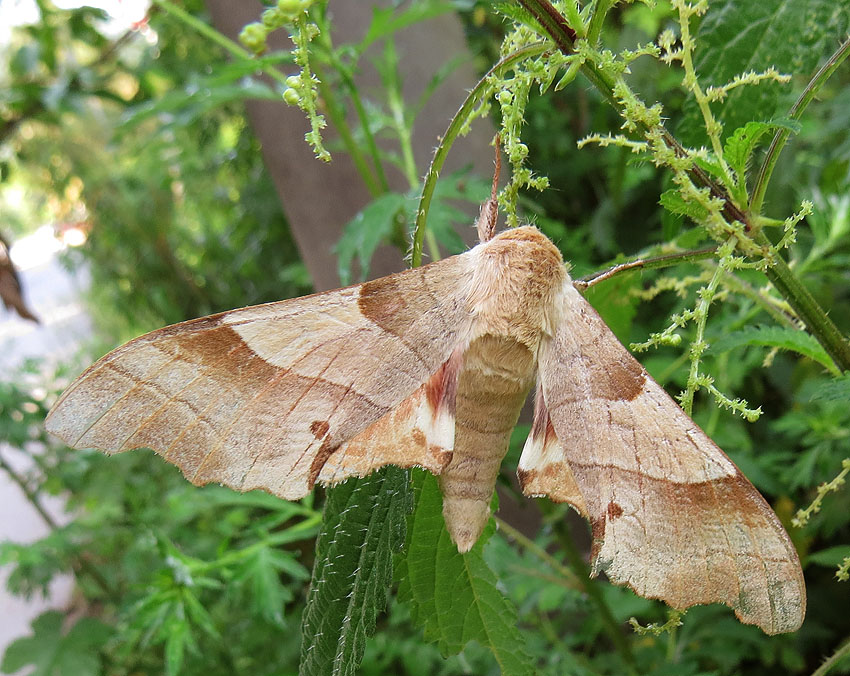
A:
[576,246,718,290]
[411,43,548,266]
[810,635,850,676]
[751,36,850,215]
[514,0,850,373]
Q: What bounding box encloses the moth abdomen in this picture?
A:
[439,334,534,552]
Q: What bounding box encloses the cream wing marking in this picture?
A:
[46,253,476,498]
[518,279,805,635]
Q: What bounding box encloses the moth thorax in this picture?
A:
[470,229,566,351]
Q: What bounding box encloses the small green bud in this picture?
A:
[497,90,513,106]
[509,143,528,163]
[238,22,267,54]
[285,75,301,89]
[283,87,301,105]
[277,0,303,17]
[262,8,285,29]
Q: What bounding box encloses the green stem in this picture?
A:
[312,62,382,197]
[515,0,850,373]
[751,36,850,215]
[152,0,255,61]
[757,232,850,371]
[493,516,581,588]
[576,246,718,290]
[550,516,637,672]
[811,636,850,676]
[586,0,614,46]
[411,43,548,266]
[313,17,390,194]
[680,240,733,416]
[0,451,119,601]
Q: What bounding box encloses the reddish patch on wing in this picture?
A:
[310,420,330,439]
[424,349,463,418]
[606,501,623,520]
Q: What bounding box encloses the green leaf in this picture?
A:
[723,119,802,203]
[659,189,709,221]
[396,472,535,675]
[2,611,111,676]
[711,325,839,374]
[678,0,850,145]
[807,545,850,567]
[810,373,850,401]
[299,467,411,676]
[233,545,308,626]
[335,192,407,284]
[359,1,454,52]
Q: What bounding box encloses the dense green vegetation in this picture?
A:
[1,1,849,674]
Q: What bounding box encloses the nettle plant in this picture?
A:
[232,1,850,673]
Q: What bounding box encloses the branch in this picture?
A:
[514,0,850,372]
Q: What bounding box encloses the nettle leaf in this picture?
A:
[300,467,411,676]
[810,373,850,402]
[335,192,407,284]
[711,325,839,374]
[659,189,709,221]
[396,472,535,676]
[723,119,801,204]
[1,611,111,676]
[233,545,309,627]
[678,0,850,146]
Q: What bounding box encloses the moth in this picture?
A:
[46,223,805,635]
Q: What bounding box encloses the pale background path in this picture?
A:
[0,228,91,672]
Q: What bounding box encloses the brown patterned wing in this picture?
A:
[46,254,475,499]
[518,281,806,635]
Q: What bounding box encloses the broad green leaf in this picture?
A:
[397,472,535,676]
[678,0,850,146]
[299,467,411,676]
[1,611,111,676]
[335,192,407,284]
[711,325,839,374]
[659,189,709,221]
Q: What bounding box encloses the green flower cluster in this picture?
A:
[238,0,313,55]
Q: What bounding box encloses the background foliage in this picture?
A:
[1,1,850,675]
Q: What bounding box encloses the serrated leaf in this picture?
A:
[810,373,850,401]
[299,467,411,676]
[335,192,407,284]
[233,545,307,626]
[659,189,709,221]
[678,0,850,145]
[1,611,111,676]
[396,472,535,676]
[723,119,802,203]
[711,325,839,374]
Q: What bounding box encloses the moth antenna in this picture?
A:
[476,135,502,243]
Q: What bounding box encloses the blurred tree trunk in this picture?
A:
[205,1,495,291]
